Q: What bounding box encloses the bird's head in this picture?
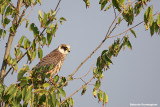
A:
[58,44,71,55]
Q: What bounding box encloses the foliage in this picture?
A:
[0,0,160,106]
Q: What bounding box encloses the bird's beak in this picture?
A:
[68,48,70,52]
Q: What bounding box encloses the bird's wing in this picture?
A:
[35,49,62,69]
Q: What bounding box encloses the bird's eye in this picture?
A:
[61,46,68,51]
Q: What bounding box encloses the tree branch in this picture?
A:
[74,61,96,79]
[60,76,95,105]
[109,21,144,38]
[24,5,35,20]
[55,0,62,11]
[0,0,23,83]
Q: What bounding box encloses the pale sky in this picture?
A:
[0,0,160,107]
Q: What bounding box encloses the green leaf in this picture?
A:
[31,50,36,61]
[10,24,16,33]
[47,33,52,45]
[5,5,13,17]
[154,21,159,33]
[0,29,3,38]
[47,28,50,33]
[39,94,46,105]
[9,86,18,101]
[150,22,155,36]
[104,54,112,64]
[38,0,41,5]
[101,0,108,10]
[134,2,141,16]
[93,88,97,98]
[112,0,121,11]
[103,92,108,105]
[18,67,27,80]
[70,98,74,107]
[93,67,98,75]
[16,89,22,103]
[3,30,6,39]
[157,14,160,27]
[29,23,34,31]
[22,87,27,100]
[95,80,101,89]
[4,17,10,27]
[58,88,66,97]
[83,0,90,8]
[14,47,20,58]
[60,17,66,21]
[12,59,17,66]
[32,39,36,50]
[144,6,150,25]
[149,6,153,27]
[119,0,125,5]
[5,84,16,95]
[117,17,121,24]
[43,83,50,88]
[26,40,30,49]
[24,86,32,103]
[98,90,103,102]
[42,37,46,46]
[26,20,30,28]
[33,89,47,93]
[0,84,5,93]
[101,50,108,56]
[51,92,56,107]
[126,38,132,50]
[38,48,43,59]
[18,35,25,46]
[130,29,136,38]
[24,38,28,49]
[104,4,112,11]
[60,21,63,25]
[54,75,59,83]
[13,63,18,71]
[43,12,48,25]
[81,86,87,96]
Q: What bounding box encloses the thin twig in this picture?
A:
[9,1,15,8]
[55,0,62,11]
[113,7,116,18]
[109,21,144,38]
[17,9,26,25]
[80,78,86,84]
[24,5,35,20]
[74,61,96,79]
[60,76,95,105]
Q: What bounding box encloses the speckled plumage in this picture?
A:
[35,44,70,77]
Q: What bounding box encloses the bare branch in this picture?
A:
[55,0,62,11]
[60,76,95,105]
[109,21,144,38]
[74,61,96,79]
[24,5,35,20]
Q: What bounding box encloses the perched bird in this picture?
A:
[34,44,70,78]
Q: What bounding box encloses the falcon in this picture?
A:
[34,44,70,78]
